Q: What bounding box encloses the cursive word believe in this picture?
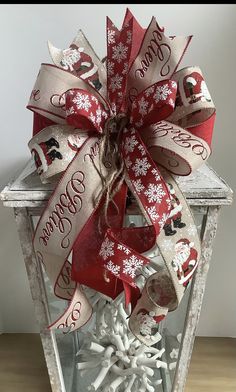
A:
[39,171,85,248]
[135,24,171,79]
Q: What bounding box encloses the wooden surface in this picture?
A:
[0,334,51,392]
[186,337,236,392]
[0,334,235,392]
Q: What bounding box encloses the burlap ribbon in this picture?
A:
[27,9,215,345]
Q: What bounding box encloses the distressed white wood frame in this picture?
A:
[0,160,233,392]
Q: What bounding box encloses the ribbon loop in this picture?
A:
[168,66,215,128]
[130,79,177,129]
[127,17,192,102]
[139,119,212,175]
[65,88,109,133]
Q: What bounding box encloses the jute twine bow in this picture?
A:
[96,113,128,229]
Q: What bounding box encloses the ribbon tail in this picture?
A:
[48,283,92,333]
[120,127,201,346]
[71,183,128,300]
[128,167,201,346]
[33,136,110,333]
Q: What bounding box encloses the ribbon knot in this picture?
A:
[105,113,128,135]
[101,113,127,169]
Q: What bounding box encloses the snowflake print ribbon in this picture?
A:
[27,9,216,344]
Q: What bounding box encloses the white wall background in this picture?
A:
[0,4,235,336]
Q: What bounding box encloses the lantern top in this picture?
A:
[0,159,233,208]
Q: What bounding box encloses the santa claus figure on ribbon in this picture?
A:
[175,71,212,107]
[163,183,186,236]
[48,41,102,91]
[31,137,62,175]
[171,239,198,287]
[136,309,165,337]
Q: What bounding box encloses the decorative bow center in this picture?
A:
[97,114,129,225]
[105,113,128,135]
[102,113,128,165]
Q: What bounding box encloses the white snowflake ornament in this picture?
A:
[72,92,92,112]
[132,157,151,177]
[99,237,115,260]
[123,255,144,278]
[144,183,166,203]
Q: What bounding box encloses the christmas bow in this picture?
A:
[27,9,215,345]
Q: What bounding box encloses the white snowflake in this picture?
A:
[123,255,144,278]
[161,238,174,252]
[99,237,114,260]
[66,106,75,116]
[112,42,128,63]
[126,30,132,44]
[151,168,161,181]
[110,73,123,92]
[147,206,159,222]
[122,62,129,75]
[159,213,169,228]
[91,95,98,104]
[138,144,146,156]
[187,224,198,236]
[124,156,132,169]
[145,86,155,97]
[144,183,166,203]
[72,92,91,112]
[111,102,117,114]
[105,260,120,276]
[154,84,172,102]
[117,244,131,255]
[132,179,145,194]
[88,112,96,124]
[132,157,151,177]
[124,135,138,154]
[138,96,149,116]
[107,29,116,44]
[107,60,115,76]
[171,81,177,89]
[95,108,102,124]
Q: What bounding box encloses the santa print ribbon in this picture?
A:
[27,9,216,345]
